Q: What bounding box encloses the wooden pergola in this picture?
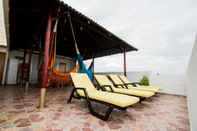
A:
[9,0,138,108]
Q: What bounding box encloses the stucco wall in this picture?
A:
[150,72,187,95]
[0,0,7,46]
[97,71,187,96]
[126,71,187,95]
[187,36,197,131]
[6,51,75,84]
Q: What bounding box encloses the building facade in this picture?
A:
[0,0,8,85]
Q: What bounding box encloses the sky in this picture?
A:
[63,0,197,74]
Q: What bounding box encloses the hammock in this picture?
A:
[47,13,94,85]
[67,13,94,80]
[76,53,94,80]
[47,18,78,85]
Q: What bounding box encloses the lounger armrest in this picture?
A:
[124,82,140,87]
[124,83,137,87]
[74,87,89,99]
[132,82,141,85]
[94,84,101,90]
[100,85,114,92]
[114,84,125,88]
[131,82,141,87]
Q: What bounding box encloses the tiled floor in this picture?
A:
[0,86,190,131]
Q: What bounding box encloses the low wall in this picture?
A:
[96,71,187,96]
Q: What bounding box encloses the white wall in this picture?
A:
[6,51,75,84]
[0,0,8,85]
[127,71,187,96]
[107,71,186,95]
[150,72,187,95]
[30,55,39,84]
[187,36,197,131]
[6,51,24,84]
[7,58,18,84]
[103,71,187,96]
[3,0,9,47]
[96,71,186,96]
[126,71,150,82]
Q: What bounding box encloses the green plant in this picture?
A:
[140,76,150,86]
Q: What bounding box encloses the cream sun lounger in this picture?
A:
[118,75,160,92]
[68,73,139,121]
[94,75,155,100]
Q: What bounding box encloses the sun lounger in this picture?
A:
[68,73,139,121]
[94,75,155,100]
[118,75,160,92]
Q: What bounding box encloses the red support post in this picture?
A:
[23,49,27,64]
[39,14,52,109]
[123,48,127,76]
[42,15,52,88]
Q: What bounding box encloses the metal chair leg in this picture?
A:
[86,100,113,121]
[67,88,75,103]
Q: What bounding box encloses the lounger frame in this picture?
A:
[67,86,131,121]
[94,77,146,102]
[117,76,141,87]
[118,75,160,95]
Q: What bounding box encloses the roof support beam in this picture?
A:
[92,57,95,74]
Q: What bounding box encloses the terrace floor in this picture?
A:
[0,86,190,131]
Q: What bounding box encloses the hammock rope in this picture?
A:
[47,18,78,85]
[67,12,94,80]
